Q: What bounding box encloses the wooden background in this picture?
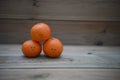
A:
[0,1,120,79]
[0,0,120,45]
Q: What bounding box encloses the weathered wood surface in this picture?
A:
[0,45,120,80]
[0,45,120,69]
[0,0,120,21]
[0,0,120,45]
[0,69,120,80]
[0,20,120,45]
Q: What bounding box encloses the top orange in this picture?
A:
[30,23,51,42]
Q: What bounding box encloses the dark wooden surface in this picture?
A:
[0,0,120,45]
[0,0,120,21]
[0,45,120,80]
[0,20,120,45]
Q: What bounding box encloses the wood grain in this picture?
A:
[0,0,120,21]
[0,45,120,69]
[0,45,120,80]
[0,20,120,45]
[0,0,120,45]
[0,69,120,80]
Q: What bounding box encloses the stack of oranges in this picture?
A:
[22,23,63,58]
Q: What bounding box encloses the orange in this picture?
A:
[43,38,63,58]
[30,23,51,42]
[22,40,42,57]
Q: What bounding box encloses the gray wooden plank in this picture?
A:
[0,45,120,69]
[0,0,120,21]
[0,20,120,45]
[0,69,120,80]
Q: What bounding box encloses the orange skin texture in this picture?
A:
[22,40,42,58]
[43,38,63,58]
[30,23,51,42]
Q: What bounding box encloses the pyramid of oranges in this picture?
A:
[22,23,63,58]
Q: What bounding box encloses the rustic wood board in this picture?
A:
[0,0,120,21]
[0,69,120,80]
[0,20,120,45]
[0,45,120,80]
[0,45,120,69]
